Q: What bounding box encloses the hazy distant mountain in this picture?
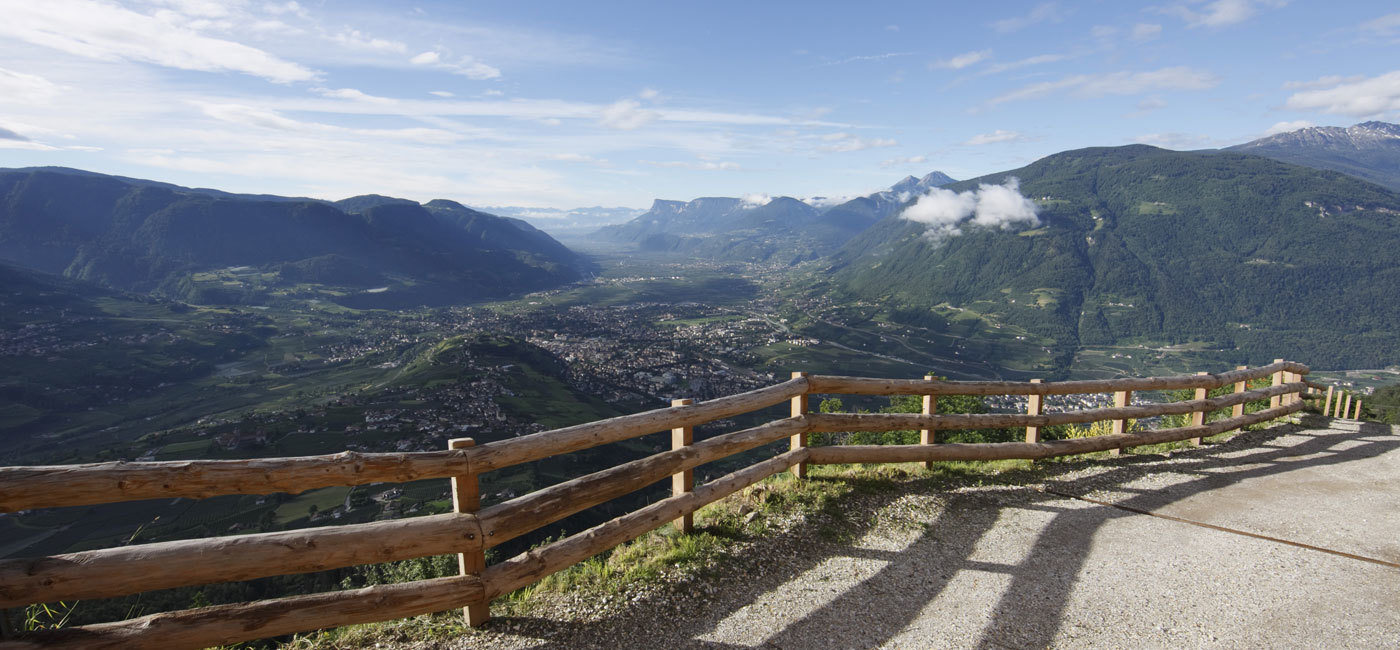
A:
[478,205,645,238]
[593,170,956,263]
[0,168,588,307]
[1226,121,1400,191]
[817,171,957,235]
[825,145,1400,370]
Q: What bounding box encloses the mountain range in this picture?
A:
[1226,121,1400,192]
[592,171,956,263]
[822,145,1400,370]
[0,167,589,308]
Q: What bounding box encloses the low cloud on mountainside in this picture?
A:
[901,177,1039,242]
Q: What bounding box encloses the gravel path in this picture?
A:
[410,415,1400,649]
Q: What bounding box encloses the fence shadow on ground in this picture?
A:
[479,415,1398,648]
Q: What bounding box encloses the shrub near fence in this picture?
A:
[0,361,1321,649]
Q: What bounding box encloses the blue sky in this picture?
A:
[1,0,1398,208]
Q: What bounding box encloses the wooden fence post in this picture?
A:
[671,398,695,534]
[1323,386,1334,417]
[1231,366,1248,419]
[1270,359,1285,409]
[791,372,809,478]
[1110,390,1131,456]
[1190,371,1208,445]
[921,375,937,470]
[448,437,489,627]
[1025,379,1043,444]
[1354,400,1363,421]
[1343,394,1353,420]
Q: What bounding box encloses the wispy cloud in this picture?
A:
[1132,23,1163,41]
[992,3,1066,33]
[0,125,29,141]
[0,67,62,104]
[1157,0,1286,29]
[978,53,1071,76]
[1284,70,1400,117]
[963,130,1028,145]
[642,159,740,171]
[0,0,316,83]
[932,50,991,70]
[984,66,1219,108]
[409,51,501,80]
[817,132,897,152]
[821,52,915,67]
[881,155,927,168]
[1130,132,1219,149]
[599,99,660,130]
[1264,120,1314,135]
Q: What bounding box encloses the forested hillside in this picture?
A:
[0,168,589,308]
[824,145,1400,370]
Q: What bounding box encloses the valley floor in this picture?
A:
[351,415,1400,649]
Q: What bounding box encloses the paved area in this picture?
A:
[459,416,1400,649]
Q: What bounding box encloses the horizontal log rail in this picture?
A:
[0,450,474,514]
[476,417,805,548]
[0,361,1321,649]
[806,381,1304,433]
[2,575,485,650]
[0,513,481,609]
[806,361,1306,396]
[807,401,1306,464]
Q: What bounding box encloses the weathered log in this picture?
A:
[0,575,483,650]
[0,513,479,609]
[805,382,1303,433]
[806,361,1308,396]
[482,448,808,600]
[807,401,1305,465]
[477,417,805,547]
[470,376,807,472]
[0,450,473,513]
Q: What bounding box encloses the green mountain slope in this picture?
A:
[0,168,588,307]
[825,145,1400,370]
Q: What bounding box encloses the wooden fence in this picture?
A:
[0,360,1324,649]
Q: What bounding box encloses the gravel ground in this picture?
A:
[392,415,1400,649]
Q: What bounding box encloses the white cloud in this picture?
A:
[1136,96,1168,111]
[0,0,316,83]
[902,178,1039,241]
[881,155,927,168]
[314,87,397,104]
[599,99,659,130]
[639,87,660,100]
[963,130,1027,145]
[0,66,62,104]
[1284,70,1400,117]
[979,53,1070,76]
[1091,25,1118,39]
[985,66,1219,107]
[1130,132,1217,149]
[0,125,30,141]
[1359,12,1400,39]
[817,132,898,152]
[1159,0,1284,28]
[992,3,1065,33]
[263,2,308,18]
[933,50,991,70]
[1264,120,1314,135]
[1283,75,1364,90]
[1133,23,1163,41]
[332,29,406,53]
[822,52,914,66]
[642,159,740,171]
[428,90,455,98]
[409,50,500,79]
[741,193,772,207]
